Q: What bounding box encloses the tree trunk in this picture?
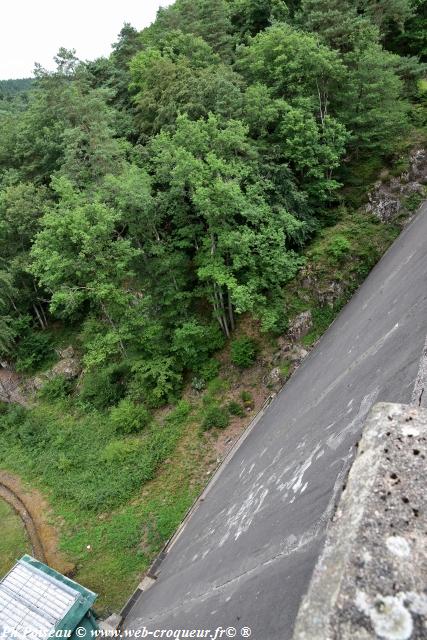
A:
[227,290,235,332]
[33,304,47,330]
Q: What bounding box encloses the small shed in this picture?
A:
[0,555,98,639]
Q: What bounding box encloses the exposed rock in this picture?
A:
[287,345,309,364]
[264,367,285,391]
[277,335,291,351]
[366,148,427,222]
[366,182,402,222]
[56,345,75,359]
[30,376,45,391]
[288,310,312,342]
[270,350,283,365]
[50,357,81,379]
[408,148,427,182]
[316,281,344,308]
[39,345,81,383]
[405,181,425,195]
[0,367,30,406]
[0,345,81,406]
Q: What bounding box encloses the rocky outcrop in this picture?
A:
[366,148,427,222]
[288,310,313,341]
[268,317,311,390]
[0,368,30,406]
[264,367,284,391]
[300,271,345,308]
[0,346,81,406]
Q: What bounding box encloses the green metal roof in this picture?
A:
[0,555,98,640]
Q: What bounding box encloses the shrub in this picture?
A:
[79,364,128,410]
[164,400,191,427]
[240,390,254,409]
[172,321,225,370]
[15,331,54,373]
[230,336,258,368]
[227,401,245,417]
[18,414,49,447]
[302,305,338,346]
[39,376,72,401]
[199,358,221,381]
[110,399,151,434]
[191,359,221,391]
[404,191,424,213]
[202,405,230,430]
[0,404,27,434]
[191,376,206,391]
[102,439,141,464]
[129,357,183,408]
[279,361,292,379]
[326,234,351,262]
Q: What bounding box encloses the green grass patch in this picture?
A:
[279,360,292,379]
[0,395,202,614]
[0,500,31,575]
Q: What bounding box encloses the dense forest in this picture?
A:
[0,78,33,114]
[1,0,425,387]
[0,0,426,611]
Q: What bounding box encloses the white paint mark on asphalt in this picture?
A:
[326,388,380,451]
[219,484,270,547]
[292,444,321,494]
[276,443,322,502]
[305,324,398,415]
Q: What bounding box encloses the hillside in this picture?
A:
[0,0,426,615]
[0,78,33,114]
[0,78,33,95]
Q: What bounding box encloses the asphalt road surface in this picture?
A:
[124,204,427,639]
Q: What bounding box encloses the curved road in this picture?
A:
[124,205,427,639]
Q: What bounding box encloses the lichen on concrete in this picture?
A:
[292,403,427,640]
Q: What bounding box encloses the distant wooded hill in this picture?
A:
[0,78,33,97]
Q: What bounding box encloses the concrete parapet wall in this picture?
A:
[293,402,427,640]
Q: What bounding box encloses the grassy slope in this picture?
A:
[0,135,425,614]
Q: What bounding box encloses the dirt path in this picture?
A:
[0,483,46,562]
[0,471,74,575]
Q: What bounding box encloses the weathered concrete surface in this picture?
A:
[293,403,427,640]
[124,204,427,638]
